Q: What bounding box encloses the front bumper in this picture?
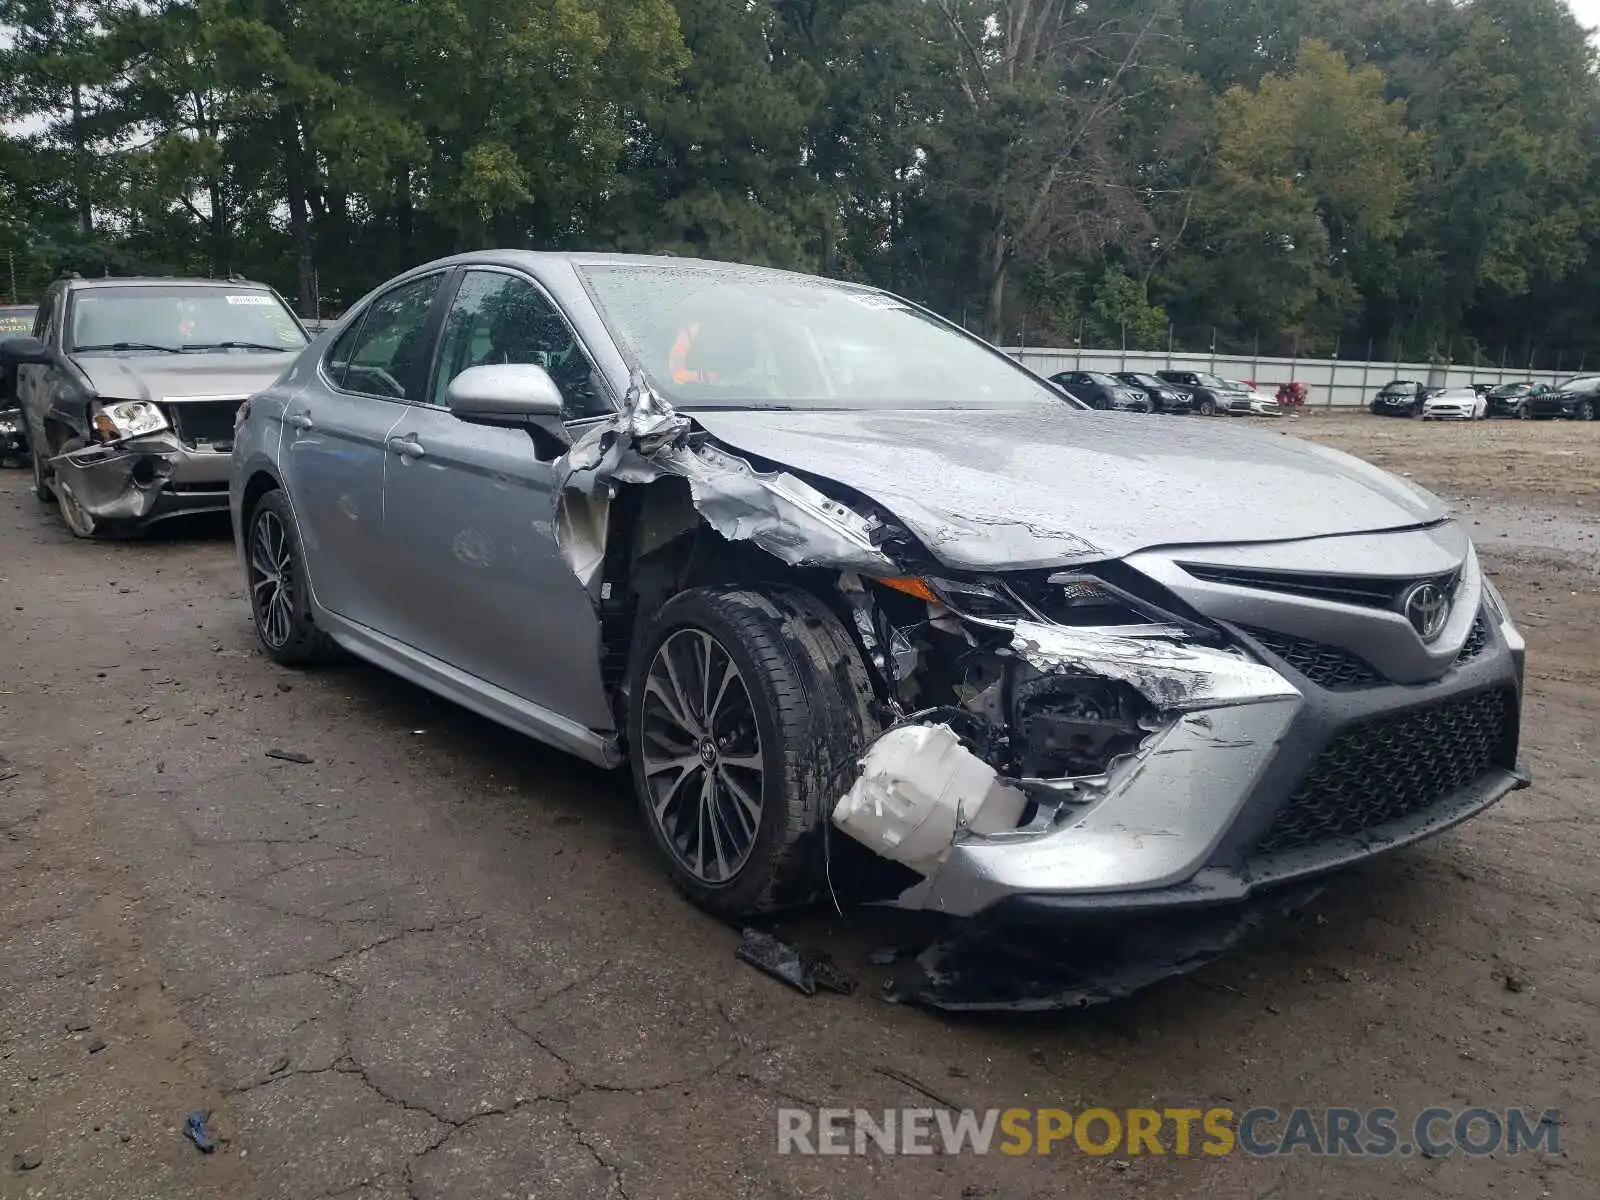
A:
[1372,399,1417,415]
[1423,406,1474,420]
[848,548,1526,920]
[50,432,231,528]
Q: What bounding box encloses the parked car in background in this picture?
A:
[1421,387,1487,421]
[1525,374,1600,421]
[230,249,1526,929]
[1155,370,1251,416]
[1371,379,1429,417]
[1225,379,1283,417]
[1484,382,1550,419]
[0,276,309,537]
[1113,371,1192,413]
[1048,370,1149,411]
[0,305,37,465]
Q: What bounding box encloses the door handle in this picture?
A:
[387,434,425,460]
[290,412,314,431]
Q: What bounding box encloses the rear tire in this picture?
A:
[245,488,340,665]
[628,585,877,918]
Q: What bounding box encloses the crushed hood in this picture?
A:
[74,351,295,403]
[685,406,1447,570]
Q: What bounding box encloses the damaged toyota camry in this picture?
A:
[231,251,1529,924]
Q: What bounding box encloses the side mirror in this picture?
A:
[0,336,53,366]
[447,363,565,426]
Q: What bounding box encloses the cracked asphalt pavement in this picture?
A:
[1,414,1595,1198]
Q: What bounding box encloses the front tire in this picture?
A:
[1577,399,1595,422]
[30,439,52,502]
[629,586,876,918]
[1195,394,1217,416]
[246,488,339,665]
[53,437,98,538]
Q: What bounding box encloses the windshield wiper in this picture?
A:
[182,341,296,353]
[74,341,182,353]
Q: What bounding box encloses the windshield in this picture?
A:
[1380,381,1412,393]
[1122,373,1163,387]
[1489,383,1528,397]
[1195,373,1231,389]
[1559,375,1600,392]
[67,285,308,354]
[1079,371,1122,387]
[578,264,1060,411]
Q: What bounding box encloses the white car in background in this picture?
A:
[1422,387,1488,421]
[1223,379,1283,417]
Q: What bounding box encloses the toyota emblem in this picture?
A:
[1401,580,1451,641]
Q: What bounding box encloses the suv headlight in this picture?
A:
[91,400,170,442]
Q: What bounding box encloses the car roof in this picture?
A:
[65,276,276,291]
[419,249,862,287]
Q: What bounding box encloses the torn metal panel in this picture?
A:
[1007,619,1300,711]
[49,432,180,523]
[670,442,895,572]
[552,378,897,585]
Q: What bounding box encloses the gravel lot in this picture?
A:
[1,412,1594,1199]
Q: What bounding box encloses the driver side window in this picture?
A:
[431,270,604,416]
[340,273,444,402]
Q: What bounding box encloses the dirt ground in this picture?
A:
[0,411,1594,1199]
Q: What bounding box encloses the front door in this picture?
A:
[379,266,616,731]
[281,271,446,630]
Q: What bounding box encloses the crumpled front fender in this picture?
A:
[49,432,182,522]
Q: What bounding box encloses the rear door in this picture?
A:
[281,271,447,629]
[378,265,616,730]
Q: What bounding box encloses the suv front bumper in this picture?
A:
[51,432,231,528]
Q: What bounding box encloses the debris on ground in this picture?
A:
[269,1055,290,1075]
[86,1037,107,1054]
[883,883,1323,1012]
[264,748,314,765]
[184,1112,215,1153]
[12,1152,41,1172]
[736,929,856,997]
[64,1017,92,1032]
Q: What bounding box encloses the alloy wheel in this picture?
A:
[249,509,296,650]
[639,628,765,886]
[1578,399,1594,422]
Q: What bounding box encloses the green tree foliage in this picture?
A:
[0,0,1597,364]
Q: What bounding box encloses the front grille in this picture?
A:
[1455,615,1491,665]
[1247,628,1382,690]
[166,400,242,447]
[1180,564,1459,612]
[1253,688,1514,856]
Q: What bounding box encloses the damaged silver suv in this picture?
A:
[230,252,1529,921]
[1,275,308,537]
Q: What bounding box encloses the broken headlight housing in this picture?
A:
[91,399,169,442]
[877,569,1203,634]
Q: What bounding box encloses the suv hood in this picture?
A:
[688,406,1447,570]
[73,351,296,403]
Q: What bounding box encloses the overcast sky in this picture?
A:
[1569,0,1600,31]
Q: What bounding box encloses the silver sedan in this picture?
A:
[230,251,1529,923]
